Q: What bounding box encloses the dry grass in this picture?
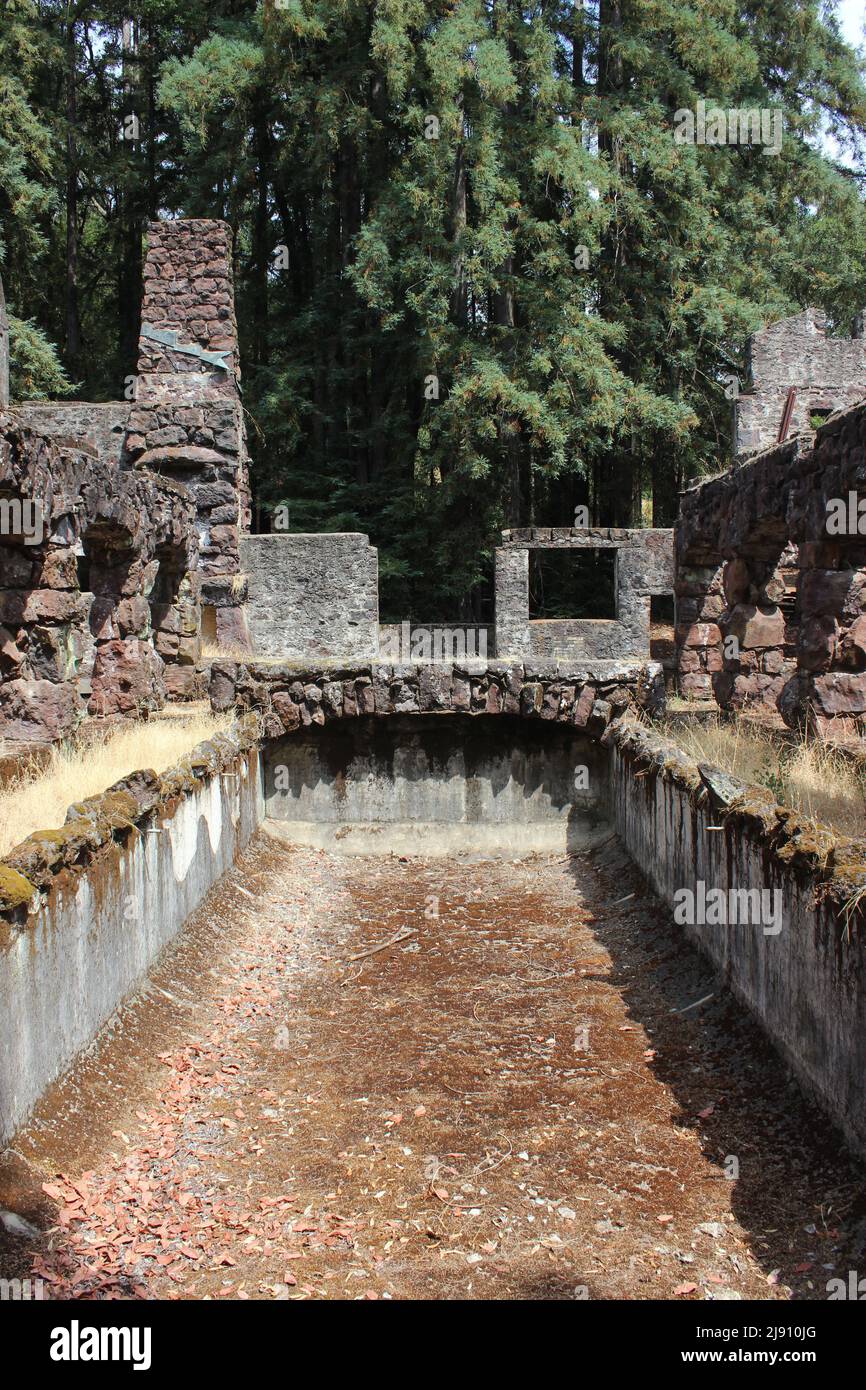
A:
[656,712,866,838]
[200,638,252,662]
[0,707,233,860]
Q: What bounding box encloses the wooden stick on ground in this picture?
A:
[348,928,417,962]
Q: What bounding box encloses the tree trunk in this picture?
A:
[65,6,81,379]
[252,113,271,368]
[449,95,468,326]
[597,0,639,526]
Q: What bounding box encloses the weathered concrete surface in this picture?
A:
[0,719,264,1144]
[607,718,866,1154]
[263,714,608,855]
[240,534,380,662]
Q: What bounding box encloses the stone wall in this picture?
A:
[240,533,379,662]
[13,402,131,467]
[495,527,673,661]
[0,413,200,741]
[1,224,248,735]
[209,655,665,738]
[4,222,252,668]
[736,308,866,456]
[676,401,866,732]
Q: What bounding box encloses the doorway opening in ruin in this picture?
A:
[528,548,616,621]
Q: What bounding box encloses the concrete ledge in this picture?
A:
[608,718,866,1153]
[0,715,265,1143]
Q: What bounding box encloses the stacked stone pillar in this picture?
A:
[124,220,252,673]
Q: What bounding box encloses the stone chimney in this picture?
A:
[124,220,252,654]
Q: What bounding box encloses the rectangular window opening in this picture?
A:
[650,593,674,624]
[529,548,616,621]
[201,605,218,645]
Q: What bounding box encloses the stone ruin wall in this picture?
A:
[495,527,674,662]
[0,415,199,741]
[736,308,866,456]
[12,402,131,468]
[0,218,255,740]
[676,400,866,735]
[240,534,380,662]
[8,219,866,747]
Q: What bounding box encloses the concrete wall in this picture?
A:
[263,714,608,854]
[240,533,380,662]
[0,731,264,1143]
[607,721,866,1154]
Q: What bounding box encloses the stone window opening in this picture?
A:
[528,548,617,622]
[650,593,676,688]
[201,604,218,647]
[650,593,674,624]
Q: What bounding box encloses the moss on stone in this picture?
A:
[0,862,38,913]
[725,786,779,836]
[5,820,104,886]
